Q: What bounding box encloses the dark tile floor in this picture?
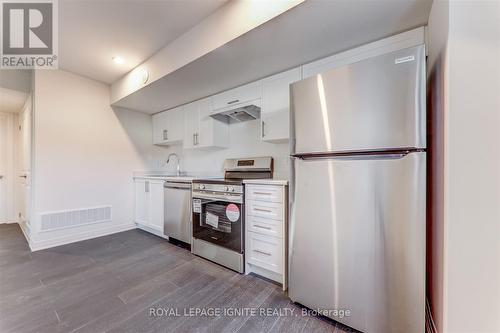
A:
[0,224,353,333]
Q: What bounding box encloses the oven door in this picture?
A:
[192,194,244,253]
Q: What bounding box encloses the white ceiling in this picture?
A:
[113,0,433,113]
[59,0,228,84]
[0,87,28,113]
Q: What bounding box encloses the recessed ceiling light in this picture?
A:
[112,56,124,65]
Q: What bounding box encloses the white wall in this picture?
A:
[426,1,449,331]
[31,70,157,249]
[427,1,500,331]
[445,1,500,331]
[29,68,287,250]
[29,68,287,249]
[150,119,290,179]
[0,70,32,93]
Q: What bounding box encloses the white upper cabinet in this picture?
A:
[302,27,425,79]
[261,67,302,143]
[183,101,198,149]
[198,98,228,147]
[152,106,184,145]
[183,97,229,149]
[212,80,262,111]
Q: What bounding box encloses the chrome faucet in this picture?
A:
[166,153,181,176]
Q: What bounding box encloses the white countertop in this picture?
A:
[134,171,288,185]
[243,179,288,186]
[133,171,222,182]
[134,175,195,182]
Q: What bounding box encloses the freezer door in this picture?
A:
[289,152,426,333]
[291,45,426,155]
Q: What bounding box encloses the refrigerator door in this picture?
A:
[290,45,426,155]
[289,152,426,333]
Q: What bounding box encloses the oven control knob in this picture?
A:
[224,186,229,191]
[199,184,205,190]
[229,186,234,192]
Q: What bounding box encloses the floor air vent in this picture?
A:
[40,206,112,231]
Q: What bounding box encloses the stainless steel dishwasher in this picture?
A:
[163,180,192,244]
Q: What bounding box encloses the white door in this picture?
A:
[17,102,31,225]
[0,114,7,222]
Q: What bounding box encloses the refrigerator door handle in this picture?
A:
[291,151,420,161]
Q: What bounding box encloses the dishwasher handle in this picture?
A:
[164,182,192,190]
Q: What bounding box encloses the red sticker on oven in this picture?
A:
[226,204,240,222]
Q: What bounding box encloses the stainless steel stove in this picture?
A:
[191,157,273,273]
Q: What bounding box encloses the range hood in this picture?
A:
[210,99,261,124]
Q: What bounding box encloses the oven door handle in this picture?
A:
[192,192,243,204]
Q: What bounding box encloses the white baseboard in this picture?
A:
[18,221,33,250]
[30,223,136,251]
[135,223,167,239]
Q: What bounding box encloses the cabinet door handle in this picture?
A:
[254,192,272,196]
[195,133,199,145]
[254,224,272,230]
[261,121,265,138]
[145,181,150,193]
[254,207,272,213]
[193,133,196,146]
[253,249,272,256]
[163,129,168,141]
[227,99,239,105]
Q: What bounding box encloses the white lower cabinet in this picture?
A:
[134,178,164,234]
[247,200,284,221]
[247,232,283,274]
[134,179,149,225]
[148,180,164,232]
[245,184,287,290]
[247,215,283,238]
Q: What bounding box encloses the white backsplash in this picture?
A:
[150,119,290,179]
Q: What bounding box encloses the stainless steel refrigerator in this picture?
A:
[289,45,426,333]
